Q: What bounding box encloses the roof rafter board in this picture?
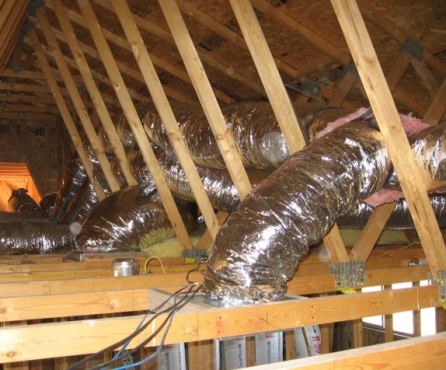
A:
[45,1,235,105]
[26,27,104,200]
[77,0,195,250]
[37,7,125,193]
[92,0,268,98]
[331,0,446,285]
[0,0,30,75]
[33,13,201,107]
[113,0,221,239]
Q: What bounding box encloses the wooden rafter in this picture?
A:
[77,0,194,250]
[36,8,123,194]
[331,0,446,285]
[27,27,105,201]
[112,0,221,240]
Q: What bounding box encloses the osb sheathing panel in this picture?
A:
[1,0,445,132]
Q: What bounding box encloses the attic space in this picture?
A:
[1,0,446,369]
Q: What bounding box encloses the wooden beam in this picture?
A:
[0,112,58,121]
[349,202,397,262]
[0,103,58,114]
[248,332,446,369]
[77,0,194,250]
[92,0,265,96]
[229,0,306,153]
[26,28,105,201]
[357,0,446,77]
[423,77,446,124]
[386,51,412,92]
[158,0,252,200]
[251,0,350,66]
[411,58,439,99]
[0,0,29,76]
[44,1,233,105]
[329,70,358,106]
[36,8,123,193]
[112,0,220,240]
[50,0,139,190]
[0,286,440,363]
[0,93,56,105]
[331,0,446,285]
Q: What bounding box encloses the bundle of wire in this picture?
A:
[67,283,203,370]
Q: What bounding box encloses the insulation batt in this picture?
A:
[203,121,391,302]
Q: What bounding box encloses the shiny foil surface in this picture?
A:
[0,222,75,254]
[204,122,390,302]
[76,185,197,254]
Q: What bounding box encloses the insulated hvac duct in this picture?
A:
[8,188,43,218]
[76,185,198,254]
[51,154,87,222]
[337,195,446,229]
[203,121,446,303]
[0,221,76,254]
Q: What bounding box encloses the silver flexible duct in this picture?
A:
[0,222,76,254]
[203,120,446,302]
[337,195,446,229]
[203,122,391,302]
[76,185,197,254]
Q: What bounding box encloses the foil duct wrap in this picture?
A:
[337,195,446,229]
[60,179,99,225]
[39,193,57,220]
[0,222,75,254]
[76,185,197,254]
[0,211,50,223]
[97,102,153,154]
[385,124,446,190]
[203,122,390,302]
[8,188,43,218]
[92,155,127,196]
[51,154,87,222]
[124,148,270,213]
[144,102,290,170]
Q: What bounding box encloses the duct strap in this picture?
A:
[428,269,446,302]
[329,260,366,289]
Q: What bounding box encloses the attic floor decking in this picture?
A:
[0,243,443,368]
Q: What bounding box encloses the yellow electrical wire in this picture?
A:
[144,256,167,274]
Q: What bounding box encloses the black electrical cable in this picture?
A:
[101,284,203,370]
[68,285,201,370]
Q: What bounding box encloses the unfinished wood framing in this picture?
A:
[1,0,446,368]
